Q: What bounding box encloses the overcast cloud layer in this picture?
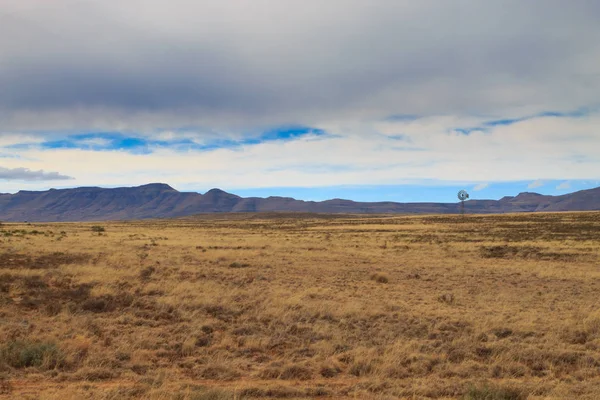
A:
[0,0,599,196]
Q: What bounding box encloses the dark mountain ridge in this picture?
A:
[0,183,599,222]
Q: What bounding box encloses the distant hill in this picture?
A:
[0,183,599,222]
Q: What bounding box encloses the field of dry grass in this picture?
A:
[0,212,599,399]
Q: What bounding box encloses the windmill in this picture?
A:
[457,190,469,216]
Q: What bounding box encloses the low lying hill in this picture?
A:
[0,183,599,221]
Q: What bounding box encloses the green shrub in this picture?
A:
[0,341,63,369]
[463,384,527,400]
[91,226,105,233]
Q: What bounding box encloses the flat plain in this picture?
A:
[0,212,599,399]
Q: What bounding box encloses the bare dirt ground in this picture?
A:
[0,212,599,399]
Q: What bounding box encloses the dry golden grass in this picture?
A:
[0,212,599,399]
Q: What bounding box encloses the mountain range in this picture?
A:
[0,183,599,222]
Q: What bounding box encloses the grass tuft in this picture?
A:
[462,384,528,400]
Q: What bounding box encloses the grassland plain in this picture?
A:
[0,212,599,399]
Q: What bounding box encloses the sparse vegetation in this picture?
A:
[0,212,599,398]
[0,341,63,369]
[462,384,527,400]
[91,225,105,233]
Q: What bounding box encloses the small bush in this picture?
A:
[279,364,313,380]
[195,335,211,348]
[239,386,305,398]
[229,262,250,268]
[320,364,340,378]
[81,296,114,313]
[0,341,63,369]
[370,273,389,283]
[189,388,234,400]
[139,266,155,281]
[349,360,375,377]
[197,365,241,381]
[258,367,281,379]
[438,293,455,305]
[91,226,105,233]
[463,384,527,400]
[74,367,118,381]
[492,328,513,339]
[44,302,62,316]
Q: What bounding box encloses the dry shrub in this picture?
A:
[438,293,456,305]
[43,302,62,316]
[370,273,389,283]
[349,359,376,377]
[279,364,312,380]
[81,292,134,313]
[319,362,341,378]
[385,365,409,378]
[492,328,513,339]
[490,362,528,378]
[195,334,211,348]
[229,262,250,268]
[130,364,148,375]
[583,311,600,337]
[479,245,576,261]
[197,365,241,381]
[139,266,155,281]
[181,336,196,356]
[61,336,91,367]
[73,367,118,381]
[258,366,281,379]
[239,385,306,398]
[560,311,600,345]
[188,388,234,400]
[99,385,149,399]
[0,251,89,270]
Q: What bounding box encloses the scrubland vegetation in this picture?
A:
[0,212,599,399]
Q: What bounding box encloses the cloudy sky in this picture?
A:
[1,0,599,202]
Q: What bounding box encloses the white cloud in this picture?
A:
[527,180,544,189]
[1,111,599,193]
[473,183,489,191]
[556,181,571,190]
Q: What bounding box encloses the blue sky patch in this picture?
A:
[483,117,526,127]
[229,180,600,203]
[5,126,327,154]
[453,107,592,135]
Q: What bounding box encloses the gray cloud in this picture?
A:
[0,167,73,181]
[1,0,599,131]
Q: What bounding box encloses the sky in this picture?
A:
[1,0,599,202]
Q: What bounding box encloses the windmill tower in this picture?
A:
[457,190,469,216]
